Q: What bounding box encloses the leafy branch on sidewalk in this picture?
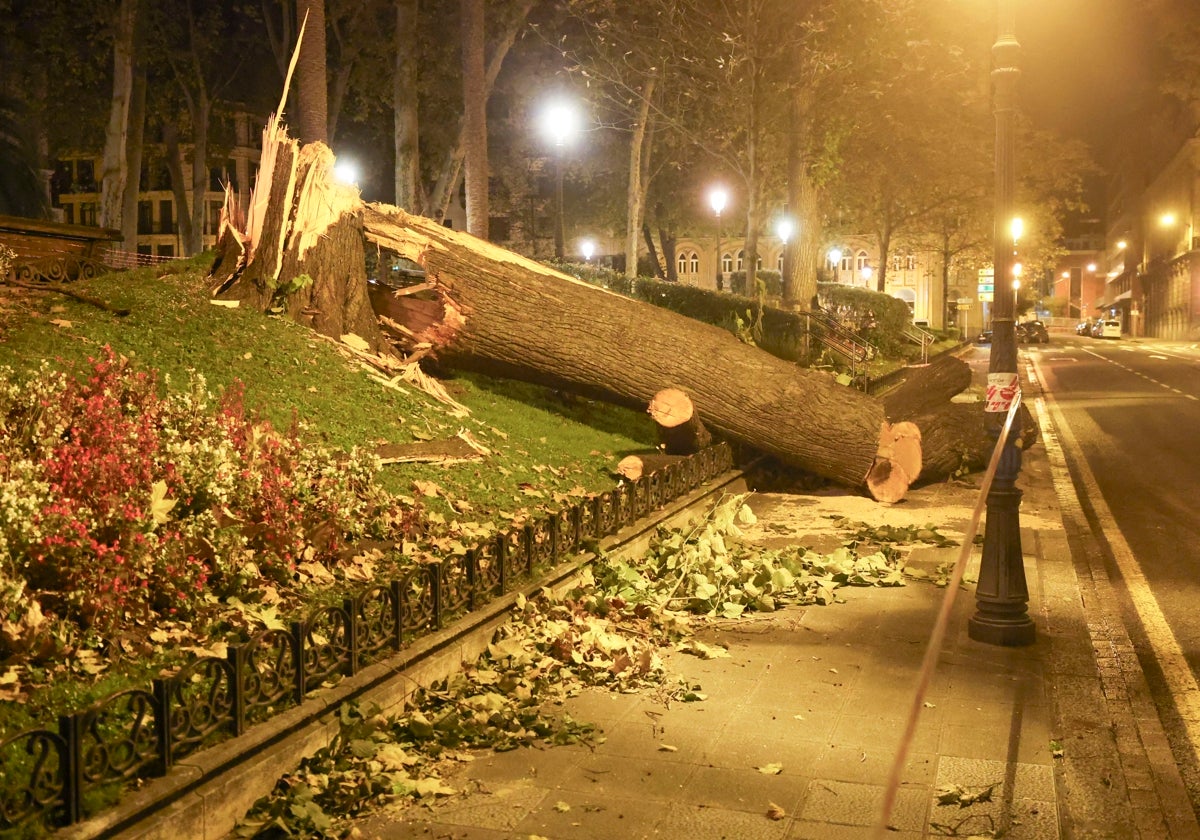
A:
[236,495,936,837]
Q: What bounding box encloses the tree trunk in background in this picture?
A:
[786,87,820,309]
[99,0,138,234]
[393,0,421,213]
[296,0,328,144]
[625,73,657,282]
[460,0,487,237]
[429,1,534,222]
[120,62,146,250]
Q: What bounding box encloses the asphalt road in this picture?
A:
[1028,332,1200,800]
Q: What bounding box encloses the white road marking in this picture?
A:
[1150,354,1170,360]
[1032,357,1200,766]
[1084,348,1200,399]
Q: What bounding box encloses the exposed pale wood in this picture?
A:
[648,388,713,455]
[616,453,686,482]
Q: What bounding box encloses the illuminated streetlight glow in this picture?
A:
[1117,240,1128,250]
[1010,217,1024,242]
[860,265,874,283]
[540,101,580,148]
[775,216,795,245]
[1086,262,1097,272]
[1012,262,1023,277]
[1061,271,1070,278]
[709,188,728,216]
[580,239,595,261]
[333,159,360,185]
[1160,212,1178,227]
[828,248,843,266]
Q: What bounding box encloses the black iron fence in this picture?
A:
[0,444,733,835]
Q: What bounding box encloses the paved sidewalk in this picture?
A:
[353,355,1200,839]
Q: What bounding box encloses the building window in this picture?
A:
[856,250,869,271]
[841,253,852,271]
[735,249,744,271]
[777,252,784,271]
[159,200,174,234]
[78,202,97,226]
[721,252,733,273]
[690,252,699,274]
[677,252,689,276]
[157,244,174,258]
[137,201,153,235]
[906,254,917,271]
[75,160,97,192]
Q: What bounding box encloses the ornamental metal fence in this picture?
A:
[0,443,733,835]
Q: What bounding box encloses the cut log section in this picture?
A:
[648,388,713,455]
[881,355,973,422]
[615,453,686,482]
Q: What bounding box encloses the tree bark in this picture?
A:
[625,73,656,282]
[120,60,147,251]
[296,0,328,145]
[99,0,137,234]
[881,355,973,422]
[460,0,487,238]
[393,0,422,213]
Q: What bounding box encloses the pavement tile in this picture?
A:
[810,744,938,786]
[512,789,665,839]
[678,764,810,814]
[555,752,695,800]
[654,802,791,840]
[935,755,1057,802]
[786,821,921,839]
[797,779,927,831]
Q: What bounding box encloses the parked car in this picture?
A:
[1094,318,1121,339]
[1075,319,1094,336]
[975,329,992,344]
[1016,320,1050,344]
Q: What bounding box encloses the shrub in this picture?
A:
[0,349,419,652]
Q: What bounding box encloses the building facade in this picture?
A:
[51,113,262,259]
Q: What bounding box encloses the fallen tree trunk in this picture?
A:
[361,204,919,496]
[208,131,1010,501]
[881,355,973,421]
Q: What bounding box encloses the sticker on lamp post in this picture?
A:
[985,372,1020,413]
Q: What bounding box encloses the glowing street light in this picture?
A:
[1010,216,1024,243]
[1160,212,1178,227]
[828,248,843,276]
[580,239,595,262]
[333,158,360,186]
[710,187,728,290]
[540,100,581,260]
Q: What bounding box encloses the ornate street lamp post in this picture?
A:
[710,188,728,290]
[969,0,1036,646]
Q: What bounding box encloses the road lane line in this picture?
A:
[1031,356,1200,766]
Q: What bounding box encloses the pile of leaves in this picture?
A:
[237,575,698,838]
[595,495,909,618]
[237,495,927,837]
[0,348,421,670]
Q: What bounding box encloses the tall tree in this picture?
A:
[461,0,487,236]
[99,0,139,236]
[295,0,329,144]
[392,0,422,212]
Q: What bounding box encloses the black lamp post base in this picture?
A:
[968,611,1036,646]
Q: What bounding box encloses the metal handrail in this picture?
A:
[805,309,876,365]
[901,323,936,363]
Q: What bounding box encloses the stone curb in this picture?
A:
[57,469,751,840]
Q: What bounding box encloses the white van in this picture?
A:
[1098,319,1121,339]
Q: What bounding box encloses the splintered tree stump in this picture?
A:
[648,388,713,455]
[615,453,686,482]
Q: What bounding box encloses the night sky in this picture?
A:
[1017,0,1156,160]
